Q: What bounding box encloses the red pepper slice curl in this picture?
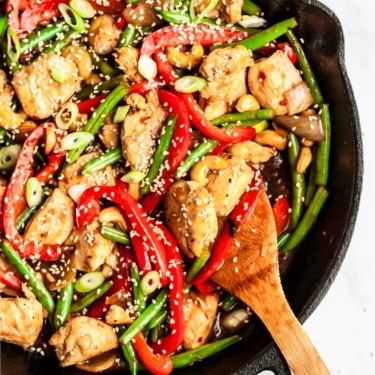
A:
[272,195,290,236]
[150,222,184,355]
[3,125,64,260]
[77,94,109,114]
[0,267,22,291]
[133,332,173,375]
[278,42,298,64]
[76,186,169,287]
[129,78,165,96]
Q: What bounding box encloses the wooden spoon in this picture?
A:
[211,189,331,374]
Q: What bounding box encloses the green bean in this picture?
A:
[82,147,122,175]
[19,21,67,55]
[120,24,137,48]
[242,0,262,16]
[126,0,142,4]
[129,262,147,313]
[54,283,74,330]
[0,14,8,41]
[185,248,210,283]
[70,280,112,313]
[210,109,274,126]
[304,146,318,206]
[150,325,163,343]
[121,341,139,375]
[286,30,323,104]
[101,225,131,246]
[0,39,19,74]
[43,29,80,55]
[171,335,241,368]
[280,186,329,254]
[119,288,168,345]
[287,133,306,229]
[220,292,237,312]
[277,232,291,249]
[75,75,124,101]
[315,104,331,186]
[131,27,153,47]
[212,17,298,51]
[68,83,129,164]
[147,307,168,329]
[87,48,117,78]
[0,238,55,314]
[141,115,177,194]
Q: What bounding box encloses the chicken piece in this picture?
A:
[200,97,229,121]
[88,15,121,55]
[105,305,134,325]
[121,90,167,173]
[99,118,120,149]
[183,291,219,349]
[68,221,114,272]
[248,50,313,115]
[115,46,143,83]
[205,154,254,217]
[24,188,75,246]
[0,297,44,348]
[164,180,218,258]
[0,69,8,90]
[0,85,24,130]
[11,54,80,120]
[193,0,242,24]
[49,316,118,367]
[200,46,252,106]
[59,152,116,195]
[0,177,7,215]
[76,350,117,373]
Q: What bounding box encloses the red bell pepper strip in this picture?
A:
[195,279,221,296]
[3,125,62,261]
[278,42,297,64]
[129,78,165,97]
[19,0,68,31]
[76,186,169,287]
[272,195,290,236]
[115,15,126,29]
[208,142,228,156]
[151,222,184,355]
[140,24,249,57]
[6,0,20,31]
[191,171,263,285]
[0,267,22,291]
[154,52,256,144]
[77,93,109,114]
[129,235,153,273]
[133,332,173,375]
[141,90,191,214]
[86,245,131,319]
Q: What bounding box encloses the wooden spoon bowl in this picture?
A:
[212,189,331,374]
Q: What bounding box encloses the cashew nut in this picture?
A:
[126,93,147,109]
[190,156,228,186]
[0,86,24,130]
[13,120,37,142]
[45,125,57,155]
[235,94,260,113]
[166,44,204,69]
[128,182,140,201]
[62,45,93,81]
[227,141,275,164]
[84,72,102,85]
[253,129,287,151]
[300,138,314,147]
[296,146,312,174]
[98,207,127,231]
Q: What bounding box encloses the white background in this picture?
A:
[300,0,375,374]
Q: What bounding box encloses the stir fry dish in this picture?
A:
[0,0,331,373]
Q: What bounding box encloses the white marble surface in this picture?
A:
[301,0,375,374]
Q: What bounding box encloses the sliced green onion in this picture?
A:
[140,270,160,295]
[67,184,88,203]
[75,271,105,293]
[50,67,64,84]
[253,119,270,133]
[121,170,146,184]
[25,177,43,207]
[174,76,207,93]
[189,0,196,22]
[61,131,94,150]
[113,105,130,123]
[197,0,219,21]
[6,27,21,63]
[69,0,96,18]
[0,144,21,171]
[0,14,8,41]
[138,55,157,81]
[55,102,79,130]
[58,4,86,32]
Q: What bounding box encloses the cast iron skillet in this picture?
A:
[0,0,363,374]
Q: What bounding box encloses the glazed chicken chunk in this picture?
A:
[0,297,44,348]
[205,154,254,217]
[115,46,143,83]
[200,45,253,107]
[193,0,243,24]
[11,54,80,120]
[121,90,167,173]
[49,316,118,367]
[183,290,219,349]
[248,50,314,115]
[24,188,75,246]
[164,180,218,258]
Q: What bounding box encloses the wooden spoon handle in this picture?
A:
[239,285,331,375]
